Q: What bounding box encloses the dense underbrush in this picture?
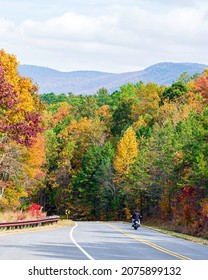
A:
[0,203,46,222]
[143,218,208,242]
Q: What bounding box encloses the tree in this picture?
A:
[23,134,46,180]
[59,117,106,169]
[119,83,137,100]
[75,96,98,118]
[175,110,208,188]
[194,69,208,104]
[111,100,132,137]
[95,87,111,107]
[0,50,43,146]
[126,121,179,215]
[161,81,188,103]
[72,143,115,220]
[131,83,162,122]
[177,72,192,84]
[114,126,138,180]
[0,50,44,210]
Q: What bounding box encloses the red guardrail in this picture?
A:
[0,216,60,230]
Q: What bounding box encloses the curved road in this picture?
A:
[0,222,207,260]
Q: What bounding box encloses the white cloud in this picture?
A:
[1,1,208,72]
[20,12,119,42]
[18,6,208,47]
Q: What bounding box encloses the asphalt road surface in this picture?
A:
[0,222,207,260]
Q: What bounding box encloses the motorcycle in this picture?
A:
[132,218,140,230]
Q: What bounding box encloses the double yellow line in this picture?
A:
[106,223,191,260]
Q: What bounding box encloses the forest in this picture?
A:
[0,49,207,238]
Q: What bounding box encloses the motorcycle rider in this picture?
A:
[131,209,141,226]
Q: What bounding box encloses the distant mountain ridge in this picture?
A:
[18,62,208,95]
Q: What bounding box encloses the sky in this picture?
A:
[0,0,208,73]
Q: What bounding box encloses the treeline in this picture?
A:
[0,50,207,238]
[0,50,44,210]
[40,75,208,238]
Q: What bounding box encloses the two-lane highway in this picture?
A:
[71,222,208,260]
[0,222,207,260]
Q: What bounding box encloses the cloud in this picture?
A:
[1,2,208,72]
[18,6,208,48]
[20,12,118,42]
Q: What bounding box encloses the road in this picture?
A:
[0,221,207,260]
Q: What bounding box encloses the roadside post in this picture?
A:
[65,209,70,219]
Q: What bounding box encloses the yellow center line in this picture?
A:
[106,223,191,260]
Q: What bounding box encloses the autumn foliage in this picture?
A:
[0,50,44,211]
[28,203,46,219]
[0,50,208,239]
[114,126,138,180]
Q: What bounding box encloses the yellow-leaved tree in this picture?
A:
[59,117,105,169]
[114,126,138,182]
[0,49,40,122]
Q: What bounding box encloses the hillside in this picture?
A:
[18,62,208,95]
[1,50,208,239]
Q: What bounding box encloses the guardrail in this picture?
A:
[0,216,60,230]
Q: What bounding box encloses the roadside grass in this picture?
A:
[142,222,208,245]
[0,210,46,222]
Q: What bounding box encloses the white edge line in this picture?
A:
[70,222,95,260]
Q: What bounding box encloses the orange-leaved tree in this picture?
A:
[194,69,208,105]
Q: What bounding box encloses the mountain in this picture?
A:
[18,62,208,95]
